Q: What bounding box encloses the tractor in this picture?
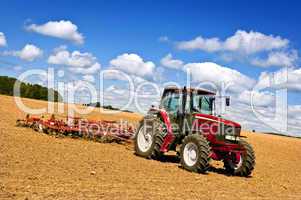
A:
[134,86,255,177]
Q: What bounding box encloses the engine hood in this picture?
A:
[194,113,241,128]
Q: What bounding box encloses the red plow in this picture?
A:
[16,114,135,143]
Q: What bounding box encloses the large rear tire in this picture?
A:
[134,119,165,160]
[180,134,211,174]
[223,139,255,177]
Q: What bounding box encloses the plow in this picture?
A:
[16,114,135,143]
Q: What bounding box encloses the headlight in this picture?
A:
[225,135,240,141]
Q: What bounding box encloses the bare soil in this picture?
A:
[1,95,301,200]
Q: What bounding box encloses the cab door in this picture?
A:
[160,91,182,134]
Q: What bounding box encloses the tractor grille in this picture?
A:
[219,124,241,137]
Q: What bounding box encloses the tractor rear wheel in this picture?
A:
[134,119,164,160]
[223,139,255,177]
[180,134,211,173]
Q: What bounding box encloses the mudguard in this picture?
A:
[148,108,175,152]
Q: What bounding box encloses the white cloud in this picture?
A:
[48,48,95,67]
[177,36,222,52]
[220,98,301,136]
[72,63,100,74]
[158,36,169,42]
[0,32,7,46]
[238,90,274,107]
[18,44,43,61]
[132,75,148,84]
[288,105,301,129]
[109,53,155,78]
[102,70,129,81]
[26,20,84,44]
[251,50,298,67]
[83,75,95,82]
[101,69,149,87]
[48,47,101,74]
[105,85,128,95]
[183,62,255,93]
[66,80,95,94]
[257,67,301,91]
[3,44,43,61]
[223,30,289,54]
[160,53,184,69]
[177,30,289,54]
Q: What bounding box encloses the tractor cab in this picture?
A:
[160,86,218,115]
[159,86,233,136]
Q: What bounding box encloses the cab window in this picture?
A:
[192,94,213,115]
[201,96,212,115]
[161,92,181,113]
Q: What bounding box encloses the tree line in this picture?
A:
[83,102,133,113]
[0,76,62,102]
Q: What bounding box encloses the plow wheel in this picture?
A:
[223,139,255,177]
[16,120,24,127]
[57,129,66,137]
[32,122,40,132]
[180,134,211,174]
[37,123,44,133]
[134,119,165,160]
[48,128,57,135]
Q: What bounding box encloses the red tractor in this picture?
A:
[134,86,255,177]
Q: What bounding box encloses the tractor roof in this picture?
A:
[163,86,216,95]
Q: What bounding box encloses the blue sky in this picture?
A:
[0,0,301,135]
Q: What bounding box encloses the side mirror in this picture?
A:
[226,97,230,106]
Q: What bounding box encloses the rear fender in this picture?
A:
[143,108,175,153]
[157,109,174,152]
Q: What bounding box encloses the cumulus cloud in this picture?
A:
[48,47,101,74]
[0,32,7,46]
[177,30,289,54]
[65,80,98,104]
[109,53,155,78]
[251,50,298,67]
[183,62,255,93]
[222,102,301,136]
[100,69,149,89]
[238,90,274,107]
[3,44,43,61]
[177,36,222,52]
[160,53,184,69]
[257,67,301,91]
[101,69,129,81]
[105,85,128,95]
[83,75,95,82]
[288,105,301,122]
[223,30,289,54]
[26,20,84,44]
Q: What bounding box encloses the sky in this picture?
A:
[0,0,301,136]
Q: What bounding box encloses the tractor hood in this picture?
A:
[193,113,241,128]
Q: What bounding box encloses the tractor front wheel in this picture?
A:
[134,120,164,160]
[223,139,255,177]
[180,134,211,174]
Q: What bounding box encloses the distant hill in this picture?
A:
[0,76,62,102]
